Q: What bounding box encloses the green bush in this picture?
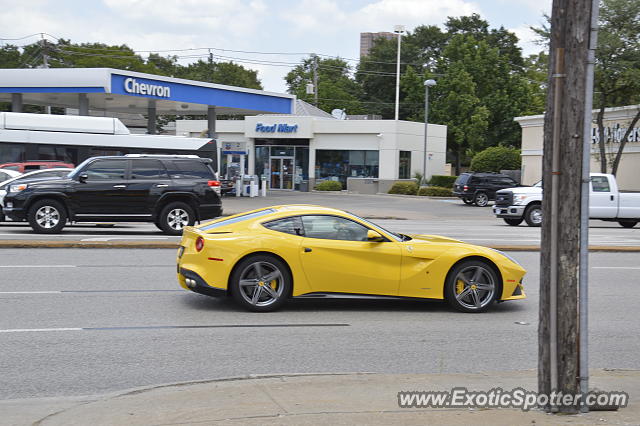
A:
[388,182,418,195]
[427,175,457,188]
[315,180,342,191]
[418,186,453,197]
[470,146,521,172]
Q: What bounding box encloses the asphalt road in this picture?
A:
[1,192,639,247]
[0,248,638,400]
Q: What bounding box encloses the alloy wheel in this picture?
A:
[453,265,496,310]
[35,205,60,229]
[167,208,189,230]
[238,261,285,307]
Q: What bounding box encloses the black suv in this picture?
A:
[453,172,519,207]
[3,155,222,235]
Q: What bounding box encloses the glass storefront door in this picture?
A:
[270,157,294,190]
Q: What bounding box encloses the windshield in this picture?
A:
[67,158,93,179]
[533,180,542,188]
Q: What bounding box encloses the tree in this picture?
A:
[470,146,521,172]
[431,62,489,173]
[285,57,365,114]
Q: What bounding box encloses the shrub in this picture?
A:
[418,186,453,197]
[388,182,418,195]
[470,146,521,173]
[315,180,342,191]
[427,175,457,188]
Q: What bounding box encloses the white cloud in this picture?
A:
[510,24,545,56]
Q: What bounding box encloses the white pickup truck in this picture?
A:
[492,173,640,227]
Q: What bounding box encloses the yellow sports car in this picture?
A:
[177,205,526,313]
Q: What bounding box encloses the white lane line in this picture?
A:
[0,291,62,294]
[0,328,82,333]
[592,267,640,269]
[0,265,76,268]
[81,237,170,241]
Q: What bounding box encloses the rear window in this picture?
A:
[199,209,276,231]
[455,174,470,185]
[168,160,213,179]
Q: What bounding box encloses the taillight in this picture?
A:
[207,180,221,187]
[463,185,469,191]
[195,236,204,252]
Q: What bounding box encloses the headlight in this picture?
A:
[490,248,522,267]
[9,183,28,193]
[513,195,527,205]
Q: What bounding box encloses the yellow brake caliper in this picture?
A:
[456,279,465,295]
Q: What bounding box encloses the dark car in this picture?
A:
[3,155,222,235]
[453,172,519,207]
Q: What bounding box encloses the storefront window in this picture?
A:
[38,146,78,164]
[0,143,26,163]
[255,146,270,181]
[315,150,378,186]
[399,151,411,179]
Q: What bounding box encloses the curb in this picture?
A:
[1,240,640,251]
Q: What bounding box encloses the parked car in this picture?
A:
[453,172,520,207]
[0,168,73,221]
[0,160,75,173]
[177,205,526,313]
[2,155,222,235]
[0,169,22,184]
[492,173,640,227]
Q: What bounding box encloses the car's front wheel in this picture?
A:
[473,192,489,207]
[524,204,542,227]
[445,260,500,313]
[27,199,67,234]
[503,218,523,226]
[158,202,195,235]
[618,220,638,228]
[230,255,291,312]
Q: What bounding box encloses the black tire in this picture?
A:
[27,199,67,234]
[445,259,501,313]
[618,220,638,228]
[473,192,489,207]
[158,202,195,235]
[503,218,523,226]
[524,204,543,227]
[230,254,292,312]
[462,198,474,205]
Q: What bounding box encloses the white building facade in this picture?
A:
[176,115,447,193]
[516,105,640,190]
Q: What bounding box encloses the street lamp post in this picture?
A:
[394,25,405,121]
[423,79,437,183]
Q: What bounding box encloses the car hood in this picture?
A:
[408,234,463,244]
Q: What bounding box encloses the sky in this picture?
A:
[0,0,551,93]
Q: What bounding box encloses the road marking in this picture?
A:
[81,237,170,241]
[0,265,76,268]
[0,324,350,334]
[0,290,181,294]
[0,291,61,294]
[592,266,640,269]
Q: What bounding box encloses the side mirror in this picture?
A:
[367,230,385,242]
[78,173,88,183]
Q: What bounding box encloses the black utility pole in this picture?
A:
[539,0,597,414]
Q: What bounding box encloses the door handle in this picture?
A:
[610,195,614,201]
[304,247,312,253]
[156,184,169,188]
[113,185,126,188]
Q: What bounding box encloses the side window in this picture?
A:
[83,160,128,181]
[591,176,611,192]
[263,216,304,236]
[301,215,369,241]
[0,171,10,181]
[168,160,214,179]
[131,159,169,180]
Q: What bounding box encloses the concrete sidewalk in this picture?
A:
[3,369,637,425]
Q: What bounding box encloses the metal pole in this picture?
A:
[394,28,403,120]
[579,0,599,413]
[423,84,428,182]
[313,54,319,107]
[549,46,565,410]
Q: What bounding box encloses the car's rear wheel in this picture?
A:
[618,220,638,228]
[27,199,67,234]
[473,192,489,207]
[503,218,523,226]
[158,202,195,235]
[445,260,500,313]
[462,198,473,205]
[524,204,542,227]
[230,255,291,312]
